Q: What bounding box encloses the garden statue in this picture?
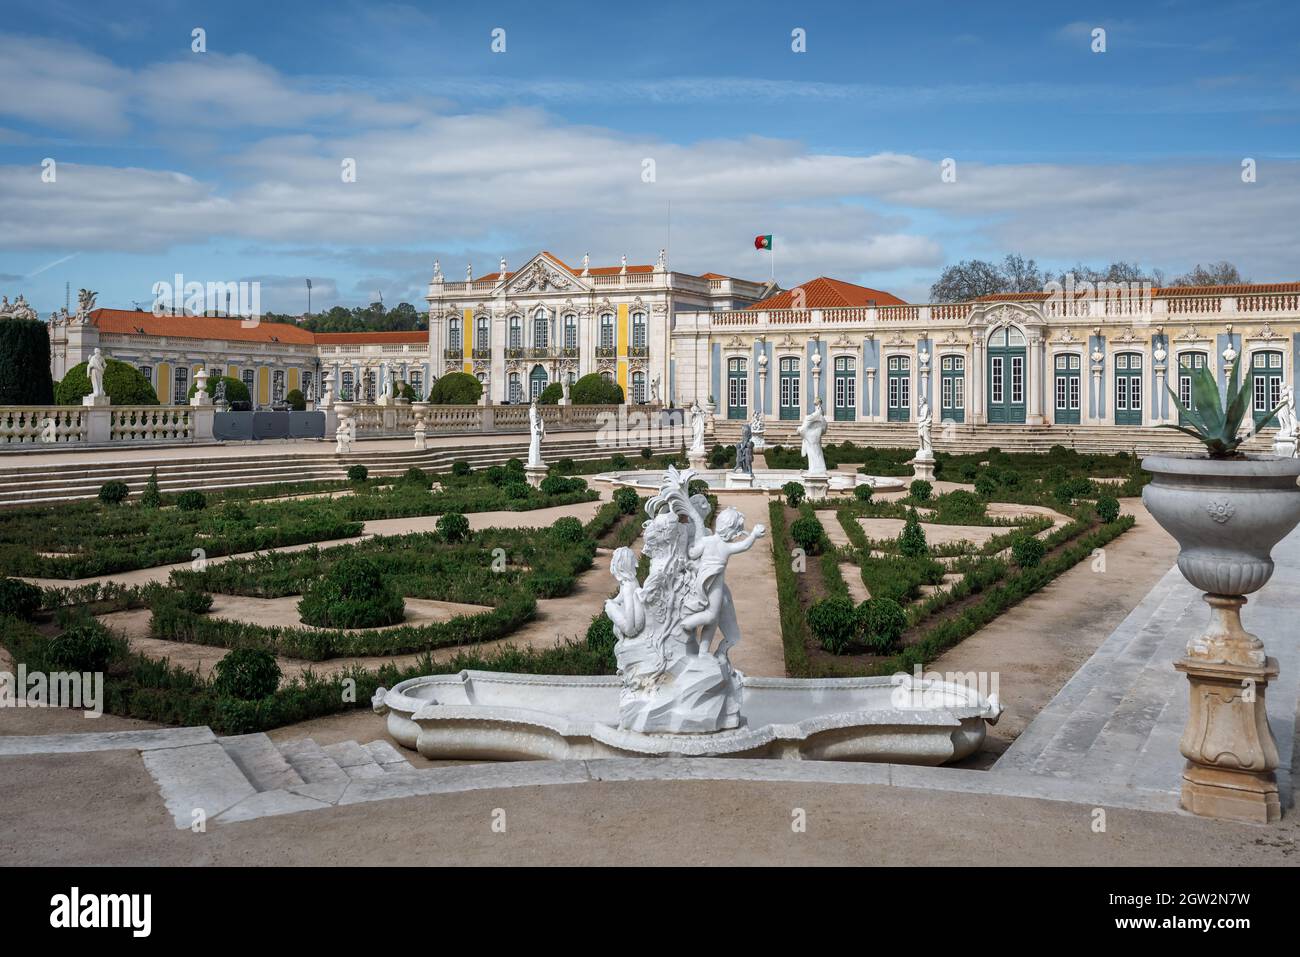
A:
[735,424,754,475]
[76,288,97,323]
[604,466,753,733]
[88,348,107,398]
[797,398,828,474]
[527,397,546,468]
[1274,385,1297,457]
[319,370,334,408]
[689,400,707,454]
[0,294,37,321]
[562,377,571,402]
[749,407,766,451]
[917,399,934,458]
[650,374,661,403]
[214,379,228,409]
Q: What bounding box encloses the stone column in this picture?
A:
[971,337,984,424]
[1152,344,1168,425]
[190,368,214,441]
[865,367,876,419]
[1090,349,1105,424]
[1026,334,1044,425]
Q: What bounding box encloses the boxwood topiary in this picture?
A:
[1012,535,1046,569]
[585,613,617,666]
[45,621,126,672]
[782,481,805,508]
[1096,495,1121,523]
[898,508,929,557]
[284,388,307,411]
[297,555,405,629]
[436,511,470,542]
[427,371,482,404]
[789,514,825,555]
[613,486,640,514]
[347,464,368,482]
[56,358,158,405]
[909,479,933,502]
[570,372,623,405]
[505,480,531,500]
[212,647,282,701]
[853,483,874,502]
[176,489,207,512]
[855,597,906,652]
[0,318,54,404]
[610,453,629,469]
[808,596,857,654]
[552,516,586,544]
[140,468,162,508]
[0,577,42,621]
[98,480,129,505]
[189,375,250,405]
[451,460,471,476]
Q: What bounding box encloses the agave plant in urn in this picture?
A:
[1143,351,1300,822]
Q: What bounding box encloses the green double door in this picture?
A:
[1114,353,1143,425]
[1177,352,1208,426]
[1053,354,1081,425]
[939,355,964,423]
[727,357,748,419]
[1251,350,1284,427]
[986,327,1026,424]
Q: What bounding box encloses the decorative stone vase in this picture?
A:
[1141,454,1300,667]
[1141,453,1300,823]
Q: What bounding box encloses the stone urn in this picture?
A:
[1141,454,1300,666]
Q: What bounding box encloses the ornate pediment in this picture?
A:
[1052,327,1080,344]
[1174,325,1210,343]
[1248,323,1282,341]
[829,331,855,348]
[883,329,908,346]
[505,254,583,294]
[1113,326,1142,344]
[724,335,745,349]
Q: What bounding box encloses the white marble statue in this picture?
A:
[562,377,571,401]
[604,467,753,733]
[917,399,933,458]
[650,374,661,403]
[88,348,107,398]
[527,398,546,467]
[689,400,707,454]
[797,398,828,475]
[749,407,766,450]
[1275,385,1298,457]
[378,378,393,404]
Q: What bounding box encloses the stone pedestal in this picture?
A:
[803,472,829,501]
[1273,434,1297,458]
[687,449,708,472]
[524,464,548,489]
[909,454,935,483]
[1174,656,1281,824]
[82,394,111,407]
[84,406,111,443]
[724,471,754,489]
[413,427,427,451]
[191,407,215,441]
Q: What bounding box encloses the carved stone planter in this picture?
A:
[1141,454,1300,667]
[1141,453,1300,823]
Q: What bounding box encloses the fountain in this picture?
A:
[373,467,1000,764]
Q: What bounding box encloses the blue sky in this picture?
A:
[1,0,1298,315]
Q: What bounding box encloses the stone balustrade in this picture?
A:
[343,402,633,435]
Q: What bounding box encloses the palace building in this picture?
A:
[43,253,1300,441]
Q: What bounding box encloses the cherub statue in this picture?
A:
[603,546,645,642]
[680,506,766,658]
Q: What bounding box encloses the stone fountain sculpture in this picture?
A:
[606,466,764,733]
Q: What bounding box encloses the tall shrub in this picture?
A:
[427,372,482,404]
[0,318,54,404]
[56,359,158,405]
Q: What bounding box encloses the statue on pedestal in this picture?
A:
[735,424,754,475]
[1275,385,1297,457]
[527,398,546,468]
[88,348,107,398]
[797,398,828,474]
[917,399,934,459]
[749,407,766,451]
[689,400,707,455]
[650,374,661,404]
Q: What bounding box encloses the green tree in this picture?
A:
[0,319,54,404]
[427,371,482,404]
[56,359,158,405]
[189,375,250,405]
[898,507,929,557]
[570,373,624,405]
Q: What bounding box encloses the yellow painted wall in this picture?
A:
[157,363,171,404]
[463,307,474,374]
[616,304,630,393]
[258,367,270,405]
[288,368,300,391]
[228,364,239,380]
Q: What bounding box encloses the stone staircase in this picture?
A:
[993,527,1300,804]
[0,433,684,507]
[716,420,1276,457]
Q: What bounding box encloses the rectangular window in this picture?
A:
[1116,376,1129,411]
[1255,376,1267,412]
[954,377,964,410]
[272,370,285,403]
[942,377,952,409]
[846,376,856,408]
[1011,356,1023,404]
[1270,375,1282,409]
[991,357,1004,404]
[899,375,910,409]
[1056,376,1067,409]
[1069,376,1080,410]
[888,377,899,408]
[173,367,188,404]
[1130,375,1141,411]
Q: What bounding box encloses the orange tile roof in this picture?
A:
[747,277,907,310]
[315,331,428,345]
[91,309,318,345]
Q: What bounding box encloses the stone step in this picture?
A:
[323,739,388,780]
[275,737,351,786]
[218,732,306,792]
[363,738,415,771]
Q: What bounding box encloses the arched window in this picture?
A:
[563,313,577,350]
[631,311,647,349]
[632,370,646,403]
[532,308,549,349]
[509,316,522,349]
[599,313,615,349]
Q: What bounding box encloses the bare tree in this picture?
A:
[1000,254,1044,292]
[1169,261,1246,287]
[929,259,1008,303]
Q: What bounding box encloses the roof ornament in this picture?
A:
[581,252,590,276]
[499,257,507,277]
[467,263,473,282]
[432,260,442,281]
[656,248,667,271]
[620,255,628,274]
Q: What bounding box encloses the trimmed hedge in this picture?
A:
[297,555,406,629]
[56,358,158,405]
[428,371,482,404]
[0,318,54,404]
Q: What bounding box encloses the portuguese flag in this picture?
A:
[754,234,772,250]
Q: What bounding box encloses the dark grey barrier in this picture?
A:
[213,411,324,441]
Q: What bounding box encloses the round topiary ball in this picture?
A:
[297,556,405,629]
[613,486,640,514]
[1012,535,1047,569]
[1096,495,1121,523]
[808,596,857,654]
[0,577,43,621]
[346,464,369,482]
[98,480,129,505]
[437,511,470,542]
[853,483,874,502]
[177,489,207,512]
[45,621,125,672]
[212,647,282,701]
[789,514,825,555]
[552,516,585,544]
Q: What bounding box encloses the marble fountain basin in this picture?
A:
[594,469,906,494]
[373,670,1002,764]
